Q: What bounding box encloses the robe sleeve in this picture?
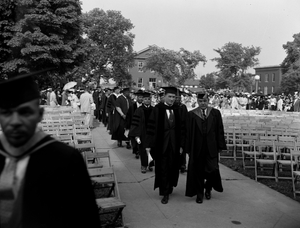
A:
[129,108,142,138]
[215,109,227,151]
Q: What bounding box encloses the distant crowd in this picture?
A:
[40,87,300,114]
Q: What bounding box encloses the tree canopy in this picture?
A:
[199,73,216,90]
[280,33,300,94]
[212,42,260,91]
[81,8,135,85]
[143,45,206,86]
[0,0,85,88]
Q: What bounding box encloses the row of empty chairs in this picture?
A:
[41,108,126,227]
[220,109,300,199]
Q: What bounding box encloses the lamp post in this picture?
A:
[254,75,260,93]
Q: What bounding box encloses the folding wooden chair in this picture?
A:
[74,143,95,154]
[220,128,236,160]
[84,150,111,169]
[74,134,93,144]
[275,141,296,180]
[95,166,126,227]
[254,140,278,182]
[291,143,300,198]
[241,135,258,169]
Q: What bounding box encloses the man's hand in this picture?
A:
[146,148,151,152]
[180,147,183,155]
[135,137,141,144]
[122,114,126,119]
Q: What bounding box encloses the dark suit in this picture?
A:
[185,107,227,197]
[0,136,100,228]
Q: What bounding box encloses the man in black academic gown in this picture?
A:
[129,91,154,173]
[92,86,102,122]
[106,86,120,133]
[185,91,227,204]
[146,87,186,204]
[112,88,131,148]
[100,88,111,127]
[128,90,144,158]
[0,71,100,227]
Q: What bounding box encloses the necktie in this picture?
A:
[202,109,206,119]
[0,158,17,225]
[169,110,174,123]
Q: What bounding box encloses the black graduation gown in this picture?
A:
[106,94,117,131]
[100,93,108,126]
[146,103,186,195]
[111,95,130,141]
[185,107,227,197]
[0,136,100,228]
[129,105,154,166]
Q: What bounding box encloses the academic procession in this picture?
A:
[0,70,300,228]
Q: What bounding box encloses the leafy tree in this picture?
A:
[143,45,206,86]
[0,0,16,77]
[199,73,215,89]
[281,73,300,94]
[212,42,260,91]
[215,73,231,90]
[81,9,135,85]
[0,0,85,88]
[280,33,300,94]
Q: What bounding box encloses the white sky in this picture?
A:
[80,0,300,78]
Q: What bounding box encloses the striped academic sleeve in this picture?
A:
[131,113,140,127]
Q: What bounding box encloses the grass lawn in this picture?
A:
[219,151,300,204]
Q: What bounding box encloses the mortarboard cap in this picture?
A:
[196,91,208,99]
[142,91,152,97]
[0,69,53,108]
[161,87,178,95]
[121,87,130,93]
[134,89,144,96]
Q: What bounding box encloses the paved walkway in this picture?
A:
[92,122,300,228]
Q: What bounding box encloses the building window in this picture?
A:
[138,61,144,72]
[272,73,275,82]
[265,74,269,82]
[149,78,156,89]
[264,86,268,95]
[272,86,274,93]
[137,78,143,87]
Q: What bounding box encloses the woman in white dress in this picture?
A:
[68,89,80,111]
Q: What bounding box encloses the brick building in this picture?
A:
[129,47,167,90]
[254,65,284,95]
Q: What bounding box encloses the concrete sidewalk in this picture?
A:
[92,123,300,228]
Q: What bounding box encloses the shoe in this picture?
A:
[161,195,169,204]
[126,143,131,149]
[205,190,211,200]
[135,154,139,159]
[196,194,203,204]
[141,166,147,174]
[148,166,153,171]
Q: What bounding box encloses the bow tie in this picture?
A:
[164,105,173,110]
